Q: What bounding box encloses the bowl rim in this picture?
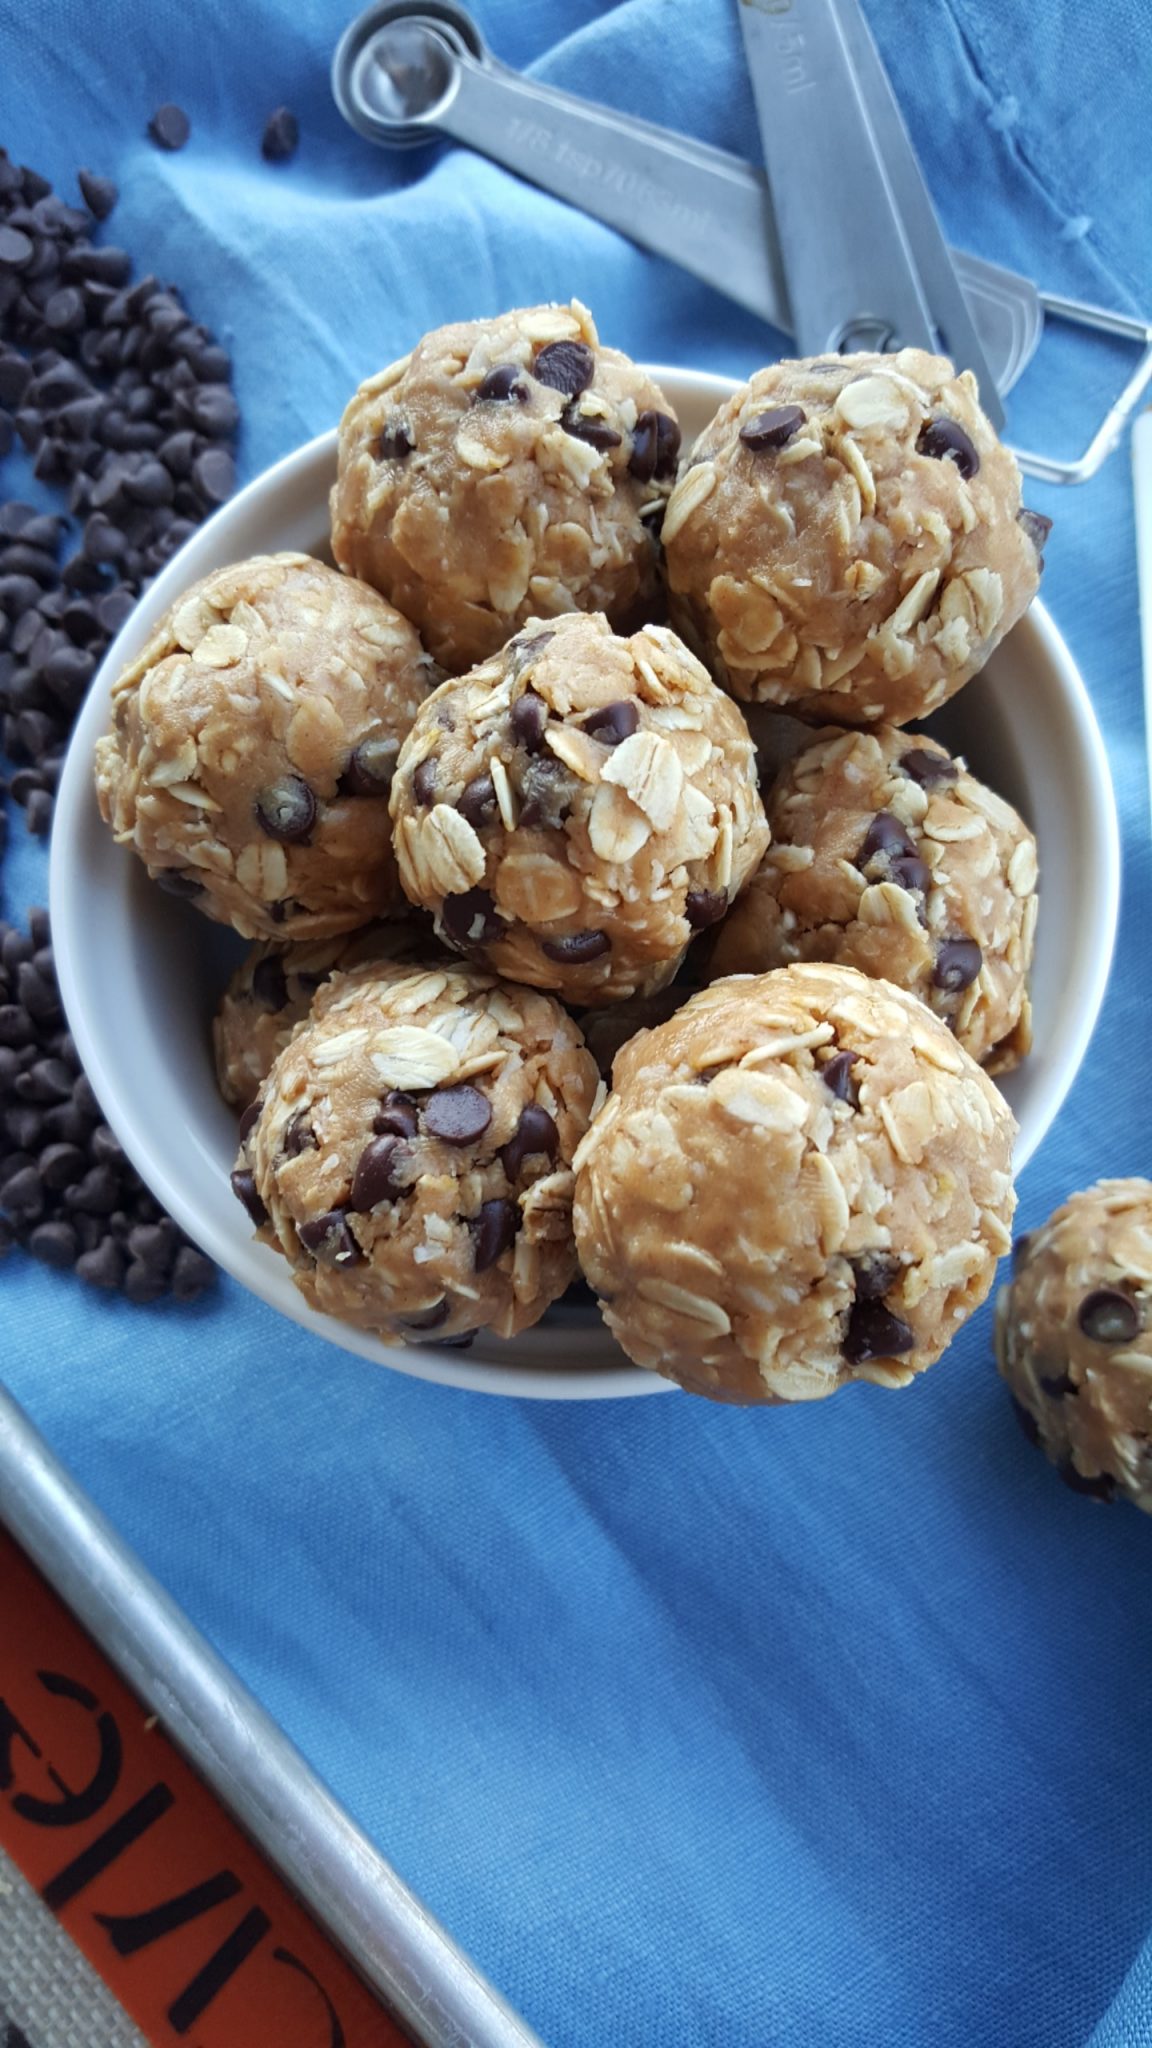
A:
[50,369,1121,1399]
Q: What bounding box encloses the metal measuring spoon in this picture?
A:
[331,0,1041,396]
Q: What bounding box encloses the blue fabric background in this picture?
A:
[3,3,1152,2041]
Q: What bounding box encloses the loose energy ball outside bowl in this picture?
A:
[663,349,1045,727]
[389,611,770,1006]
[95,553,436,940]
[706,726,1038,1072]
[573,963,1017,1403]
[329,301,681,672]
[233,962,602,1345]
[996,1179,1152,1507]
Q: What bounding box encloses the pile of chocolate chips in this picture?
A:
[1,146,236,1304]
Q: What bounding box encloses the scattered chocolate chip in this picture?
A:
[916,415,980,478]
[424,1084,492,1146]
[251,953,288,1011]
[401,1298,450,1331]
[739,405,806,452]
[75,1237,126,1290]
[255,775,316,843]
[501,1103,558,1179]
[628,408,681,482]
[261,107,299,163]
[540,929,611,964]
[582,699,638,746]
[533,338,594,397]
[148,104,191,152]
[475,364,529,403]
[1040,1371,1077,1398]
[27,1219,78,1268]
[472,1196,518,1272]
[1018,507,1053,559]
[1077,1288,1140,1344]
[1011,1395,1042,1446]
[441,887,503,948]
[852,1254,901,1302]
[376,420,413,461]
[510,688,548,752]
[297,1207,364,1268]
[373,1091,419,1139]
[1011,1231,1033,1273]
[685,888,728,929]
[412,756,438,807]
[0,226,34,271]
[350,1134,407,1210]
[342,736,397,797]
[457,773,498,827]
[843,1298,915,1363]
[563,409,621,450]
[78,170,118,220]
[193,445,235,504]
[230,1168,268,1228]
[857,811,915,867]
[1059,1460,1116,1501]
[900,747,957,788]
[932,937,983,993]
[282,1108,316,1158]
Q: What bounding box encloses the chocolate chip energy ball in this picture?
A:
[707,727,1037,1071]
[234,963,601,1345]
[330,302,680,672]
[573,963,1016,1402]
[212,920,438,1113]
[95,553,436,940]
[996,1180,1152,1507]
[664,350,1045,726]
[390,612,769,1005]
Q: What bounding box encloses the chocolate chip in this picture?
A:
[0,226,34,270]
[582,699,638,746]
[685,888,728,931]
[457,773,498,827]
[510,688,548,752]
[192,446,235,504]
[818,1048,858,1108]
[889,854,932,898]
[27,1219,80,1268]
[441,888,503,949]
[472,1196,518,1272]
[38,1141,86,1190]
[1011,1394,1042,1446]
[189,386,239,438]
[1040,1371,1077,1398]
[342,736,397,797]
[374,1091,419,1139]
[171,1245,215,1301]
[900,747,957,788]
[1018,507,1052,559]
[261,107,299,162]
[932,937,983,993]
[540,929,611,964]
[282,1108,316,1158]
[75,1238,126,1290]
[155,869,203,898]
[424,1084,491,1146]
[628,408,681,483]
[533,339,594,397]
[475,365,529,403]
[1058,1460,1116,1501]
[230,1168,269,1228]
[857,811,915,868]
[852,1254,901,1302]
[518,756,573,830]
[412,756,438,807]
[297,1207,364,1268]
[843,1299,915,1363]
[78,170,119,219]
[238,1099,263,1144]
[1077,1288,1140,1344]
[376,420,413,461]
[251,953,288,1011]
[1011,1231,1033,1273]
[739,405,806,452]
[916,416,980,478]
[401,1298,450,1331]
[148,104,191,152]
[501,1103,559,1179]
[255,775,316,843]
[350,1134,407,1210]
[563,409,621,450]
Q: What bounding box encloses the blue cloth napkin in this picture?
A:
[4,3,1152,2041]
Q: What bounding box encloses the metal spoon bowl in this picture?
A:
[332,0,484,147]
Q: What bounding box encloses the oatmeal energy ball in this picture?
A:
[330,302,680,672]
[390,612,769,1005]
[573,963,1016,1403]
[996,1179,1152,1508]
[664,349,1047,726]
[213,919,439,1113]
[233,963,602,1344]
[707,727,1037,1071]
[95,553,435,940]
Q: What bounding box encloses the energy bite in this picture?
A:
[233,963,601,1345]
[330,302,680,672]
[212,920,438,1113]
[573,962,1016,1402]
[996,1179,1152,1507]
[664,350,1044,726]
[706,727,1037,1071]
[390,611,769,1005]
[95,552,436,939]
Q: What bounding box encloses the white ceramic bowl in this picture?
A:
[51,369,1120,1399]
